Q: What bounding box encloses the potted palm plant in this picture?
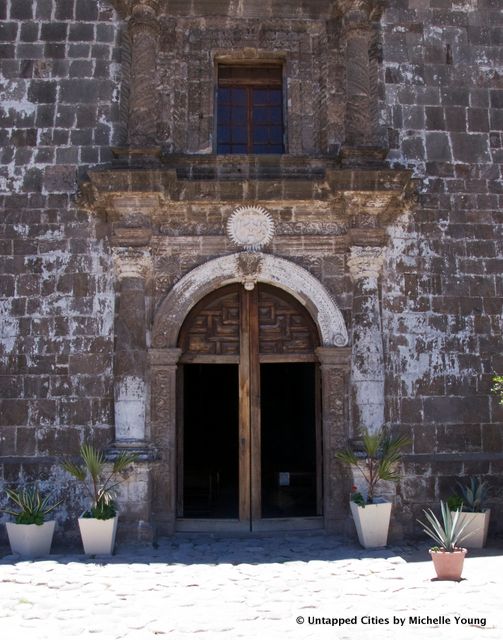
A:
[1,486,62,558]
[417,501,471,580]
[447,477,490,548]
[335,427,410,548]
[61,444,137,555]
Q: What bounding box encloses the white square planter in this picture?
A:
[78,514,118,555]
[350,499,392,549]
[451,509,491,549]
[6,520,55,558]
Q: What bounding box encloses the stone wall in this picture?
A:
[0,0,502,541]
[0,0,122,535]
[381,0,503,531]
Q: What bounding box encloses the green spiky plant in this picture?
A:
[452,477,488,513]
[417,501,472,552]
[335,427,410,505]
[1,486,62,525]
[62,444,137,520]
[491,375,503,405]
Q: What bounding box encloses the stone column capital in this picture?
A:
[112,247,152,280]
[338,0,382,25]
[316,347,352,369]
[347,246,385,282]
[148,348,183,367]
[129,12,160,37]
[131,0,160,18]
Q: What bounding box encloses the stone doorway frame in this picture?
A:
[148,253,351,534]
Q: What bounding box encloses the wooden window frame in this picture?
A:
[216,63,285,155]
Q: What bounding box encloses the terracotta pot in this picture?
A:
[429,547,467,580]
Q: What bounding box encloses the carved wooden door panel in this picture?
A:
[178,283,320,530]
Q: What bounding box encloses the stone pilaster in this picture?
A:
[343,6,373,146]
[347,245,385,434]
[149,348,182,534]
[127,1,160,147]
[316,346,351,532]
[113,248,151,443]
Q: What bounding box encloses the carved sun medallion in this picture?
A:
[227,206,275,251]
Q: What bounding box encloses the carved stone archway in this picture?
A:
[149,253,350,534]
[152,252,349,349]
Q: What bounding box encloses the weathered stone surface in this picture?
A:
[0,0,502,540]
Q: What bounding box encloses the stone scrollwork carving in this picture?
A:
[236,252,263,291]
[227,206,275,251]
[127,1,160,147]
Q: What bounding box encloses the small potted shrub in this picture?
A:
[62,444,137,555]
[417,501,471,580]
[447,477,490,548]
[1,486,62,558]
[335,427,410,548]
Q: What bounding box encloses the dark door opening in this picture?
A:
[260,363,318,518]
[177,283,322,531]
[182,364,239,518]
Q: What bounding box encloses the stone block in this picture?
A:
[16,426,36,456]
[36,426,82,455]
[10,0,33,20]
[40,22,68,42]
[425,132,452,161]
[0,22,18,42]
[28,81,57,104]
[55,0,75,20]
[75,0,99,21]
[43,166,77,193]
[468,108,490,132]
[444,107,466,131]
[0,400,29,426]
[60,79,99,104]
[69,23,95,43]
[451,133,491,163]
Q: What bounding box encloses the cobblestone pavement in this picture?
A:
[0,534,502,640]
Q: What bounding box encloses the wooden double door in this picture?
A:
[177,283,322,531]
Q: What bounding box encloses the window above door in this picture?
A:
[216,64,285,155]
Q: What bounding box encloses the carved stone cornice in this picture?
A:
[347,246,385,282]
[85,161,414,228]
[112,247,152,280]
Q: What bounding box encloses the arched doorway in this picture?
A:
[176,283,322,531]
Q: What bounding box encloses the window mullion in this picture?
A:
[247,87,253,154]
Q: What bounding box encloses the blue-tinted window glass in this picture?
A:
[253,128,269,144]
[232,128,247,144]
[231,88,247,104]
[231,107,247,126]
[217,71,284,154]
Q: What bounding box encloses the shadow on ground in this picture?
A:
[1,532,502,566]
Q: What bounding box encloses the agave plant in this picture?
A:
[455,477,488,513]
[335,427,410,504]
[1,486,62,525]
[417,501,472,552]
[491,375,503,406]
[62,444,137,520]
